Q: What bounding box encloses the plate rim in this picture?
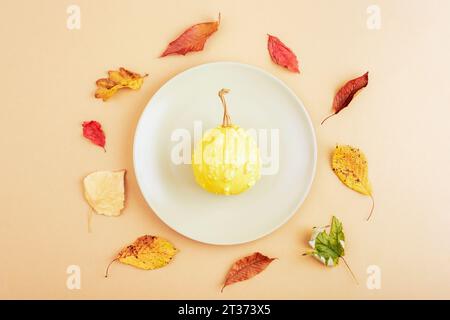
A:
[133,61,317,245]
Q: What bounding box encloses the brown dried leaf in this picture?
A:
[321,72,369,124]
[222,252,276,292]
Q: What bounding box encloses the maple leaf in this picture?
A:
[305,216,345,266]
[303,216,358,283]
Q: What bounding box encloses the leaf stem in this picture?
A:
[87,208,93,233]
[104,258,118,278]
[320,113,336,125]
[366,194,375,221]
[341,257,358,285]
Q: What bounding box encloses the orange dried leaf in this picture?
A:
[95,67,147,101]
[222,252,276,292]
[96,78,116,89]
[161,14,220,57]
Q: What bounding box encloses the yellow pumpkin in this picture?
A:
[192,89,261,195]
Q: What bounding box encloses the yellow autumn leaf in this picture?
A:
[83,170,126,217]
[95,67,147,101]
[94,81,123,101]
[108,68,145,89]
[105,235,178,277]
[332,145,375,220]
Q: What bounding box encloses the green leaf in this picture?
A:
[303,216,358,284]
[305,216,345,267]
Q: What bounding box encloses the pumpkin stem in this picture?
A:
[218,88,232,127]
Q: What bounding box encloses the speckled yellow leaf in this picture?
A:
[105,235,178,277]
[83,170,126,216]
[332,145,375,220]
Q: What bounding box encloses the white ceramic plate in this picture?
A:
[134,62,317,245]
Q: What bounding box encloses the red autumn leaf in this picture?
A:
[321,72,369,125]
[160,14,220,57]
[222,252,276,292]
[82,121,106,151]
[267,34,300,73]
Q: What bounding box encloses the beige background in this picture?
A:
[1,0,450,299]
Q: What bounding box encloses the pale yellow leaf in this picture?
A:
[83,170,126,217]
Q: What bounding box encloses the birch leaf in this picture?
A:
[83,170,126,217]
